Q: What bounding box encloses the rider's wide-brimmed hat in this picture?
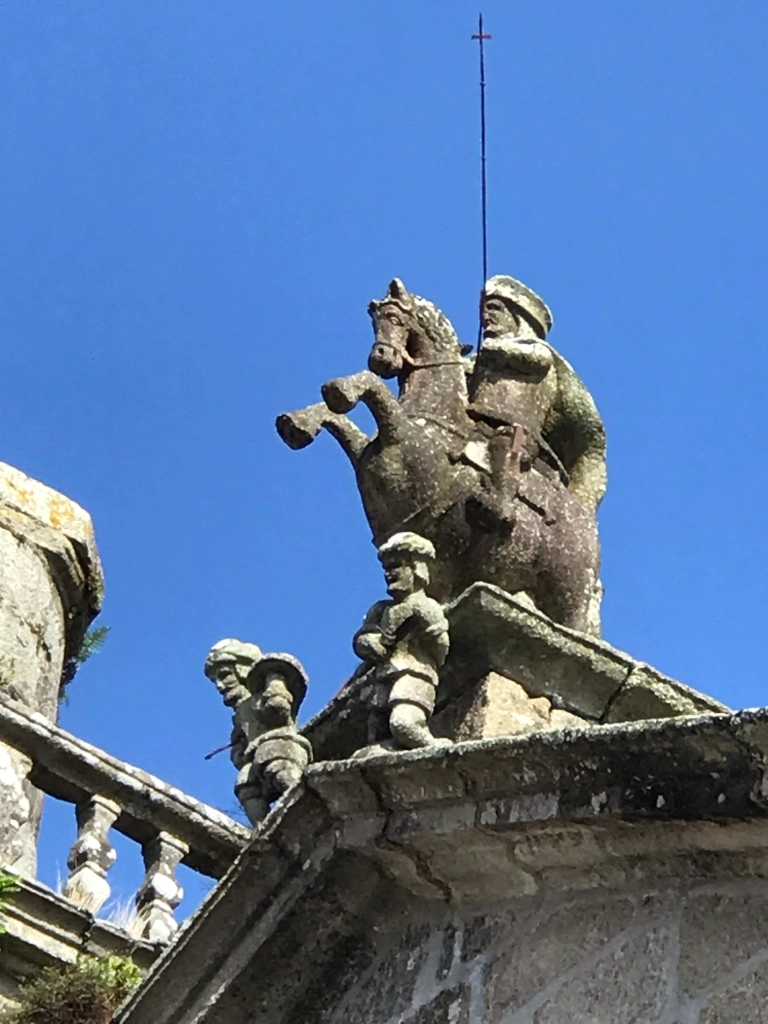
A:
[484,275,553,336]
[248,653,308,710]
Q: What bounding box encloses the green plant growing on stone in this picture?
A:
[59,625,111,701]
[0,954,142,1024]
[0,871,19,934]
[76,626,111,665]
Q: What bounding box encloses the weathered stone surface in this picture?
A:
[0,526,68,719]
[0,699,249,1009]
[0,463,103,690]
[0,696,249,876]
[0,462,101,580]
[699,957,768,1023]
[0,744,34,875]
[530,924,676,1023]
[304,585,729,762]
[132,832,189,943]
[678,886,768,1000]
[604,662,726,723]
[62,794,120,913]
[338,922,434,1023]
[484,895,638,1017]
[433,672,586,742]
[0,874,158,1011]
[410,985,470,1024]
[443,583,729,724]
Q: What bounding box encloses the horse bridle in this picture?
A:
[371,320,471,372]
[402,355,469,370]
[376,343,469,371]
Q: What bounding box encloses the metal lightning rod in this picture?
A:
[472,13,492,348]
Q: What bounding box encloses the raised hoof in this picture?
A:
[275,413,318,450]
[321,378,357,414]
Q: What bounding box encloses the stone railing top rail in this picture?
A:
[0,697,250,877]
[303,582,730,760]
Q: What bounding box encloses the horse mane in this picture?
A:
[408,293,462,354]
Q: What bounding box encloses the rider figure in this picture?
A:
[466,275,607,519]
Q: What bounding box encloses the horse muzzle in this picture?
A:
[368,342,404,378]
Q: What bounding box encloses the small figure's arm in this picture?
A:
[405,594,450,668]
[353,600,391,664]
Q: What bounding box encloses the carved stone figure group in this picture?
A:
[278,274,607,635]
[208,274,609,814]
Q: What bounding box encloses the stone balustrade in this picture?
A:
[0,696,250,943]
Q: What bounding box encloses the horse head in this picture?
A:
[367,278,471,381]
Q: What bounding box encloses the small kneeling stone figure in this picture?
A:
[354,532,451,750]
[205,640,312,825]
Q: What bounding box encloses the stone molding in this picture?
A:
[0,873,158,1008]
[442,583,730,723]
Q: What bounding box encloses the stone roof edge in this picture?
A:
[117,706,768,1024]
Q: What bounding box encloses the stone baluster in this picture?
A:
[132,832,189,944]
[63,795,120,913]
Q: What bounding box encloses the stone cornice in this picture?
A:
[117,707,768,1024]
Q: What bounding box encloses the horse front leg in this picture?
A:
[276,402,369,465]
[322,370,404,446]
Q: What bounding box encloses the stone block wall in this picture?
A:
[323,879,768,1024]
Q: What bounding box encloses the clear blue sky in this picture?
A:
[2,2,767,910]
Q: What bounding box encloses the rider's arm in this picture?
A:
[547,351,607,513]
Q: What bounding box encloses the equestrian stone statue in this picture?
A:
[277,275,606,635]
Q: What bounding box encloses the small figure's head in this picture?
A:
[378,532,436,600]
[481,276,552,341]
[204,639,263,708]
[249,653,309,726]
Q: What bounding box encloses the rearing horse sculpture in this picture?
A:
[276,277,605,634]
[277,279,476,600]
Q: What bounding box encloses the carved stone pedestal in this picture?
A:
[302,582,729,762]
